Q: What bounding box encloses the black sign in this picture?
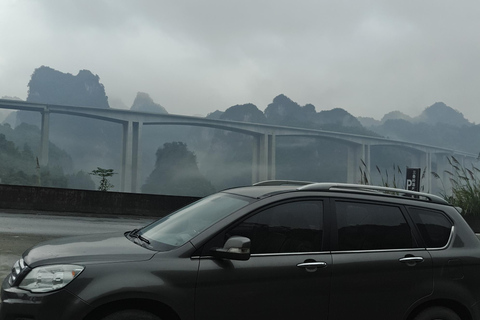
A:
[406,168,421,192]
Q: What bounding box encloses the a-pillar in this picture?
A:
[39,109,50,167]
[252,133,276,183]
[121,121,142,192]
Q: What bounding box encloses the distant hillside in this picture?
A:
[358,102,471,128]
[192,95,379,190]
[131,92,168,114]
[142,142,215,196]
[264,94,376,136]
[11,66,121,183]
[0,122,95,189]
[6,65,480,192]
[220,103,267,124]
[359,102,479,153]
[27,66,109,108]
[264,94,316,128]
[417,102,470,127]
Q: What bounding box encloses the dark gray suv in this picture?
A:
[2,181,480,320]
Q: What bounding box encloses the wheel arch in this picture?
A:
[83,298,181,320]
[407,299,472,320]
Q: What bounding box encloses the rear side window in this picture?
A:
[335,201,417,251]
[408,208,452,248]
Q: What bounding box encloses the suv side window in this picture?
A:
[227,201,323,254]
[408,207,453,248]
[335,201,417,251]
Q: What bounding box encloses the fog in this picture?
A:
[1,1,480,122]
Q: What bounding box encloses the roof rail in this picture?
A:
[297,183,449,204]
[253,180,314,187]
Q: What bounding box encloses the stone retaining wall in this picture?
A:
[0,184,200,217]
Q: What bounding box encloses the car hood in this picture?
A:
[23,232,156,268]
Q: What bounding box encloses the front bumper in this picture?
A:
[1,276,90,320]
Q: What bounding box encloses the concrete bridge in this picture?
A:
[0,99,476,193]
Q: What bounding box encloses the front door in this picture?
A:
[195,200,331,320]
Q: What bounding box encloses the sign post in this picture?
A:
[406,168,421,192]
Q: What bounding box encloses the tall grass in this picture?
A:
[359,160,425,191]
[432,156,480,216]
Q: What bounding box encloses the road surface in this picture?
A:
[0,211,155,283]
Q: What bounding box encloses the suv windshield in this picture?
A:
[138,193,251,250]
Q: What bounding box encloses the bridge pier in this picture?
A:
[420,151,432,192]
[252,133,276,183]
[121,121,142,192]
[131,122,142,192]
[347,143,370,184]
[39,109,50,166]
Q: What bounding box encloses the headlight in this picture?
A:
[19,264,84,293]
[9,258,27,286]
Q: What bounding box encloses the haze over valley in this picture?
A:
[1,66,479,196]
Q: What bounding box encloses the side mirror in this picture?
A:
[211,236,251,261]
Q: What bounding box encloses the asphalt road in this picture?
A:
[0,211,155,283]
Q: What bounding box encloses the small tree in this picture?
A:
[90,167,116,191]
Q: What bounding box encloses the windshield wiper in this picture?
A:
[128,229,151,245]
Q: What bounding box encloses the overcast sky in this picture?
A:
[1,0,480,122]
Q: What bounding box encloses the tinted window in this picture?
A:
[227,201,323,254]
[336,201,417,251]
[408,208,452,248]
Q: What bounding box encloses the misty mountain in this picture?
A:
[264,94,316,127]
[206,110,224,120]
[265,94,375,136]
[27,66,109,108]
[0,124,77,188]
[360,102,479,153]
[358,102,471,128]
[131,92,168,114]
[220,103,267,124]
[382,111,414,123]
[192,96,373,190]
[10,67,193,190]
[0,122,73,171]
[191,104,262,190]
[5,65,480,194]
[317,108,364,131]
[142,142,215,196]
[358,111,413,127]
[11,66,122,182]
[417,102,471,127]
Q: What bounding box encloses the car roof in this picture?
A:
[222,185,299,199]
[221,180,449,205]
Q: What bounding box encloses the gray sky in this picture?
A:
[1,0,480,122]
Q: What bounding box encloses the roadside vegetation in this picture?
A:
[432,156,480,216]
[359,160,426,191]
[360,156,480,217]
[90,167,116,191]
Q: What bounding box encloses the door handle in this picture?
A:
[297,261,327,272]
[399,256,424,266]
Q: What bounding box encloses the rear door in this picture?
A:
[329,200,433,320]
[195,199,331,320]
